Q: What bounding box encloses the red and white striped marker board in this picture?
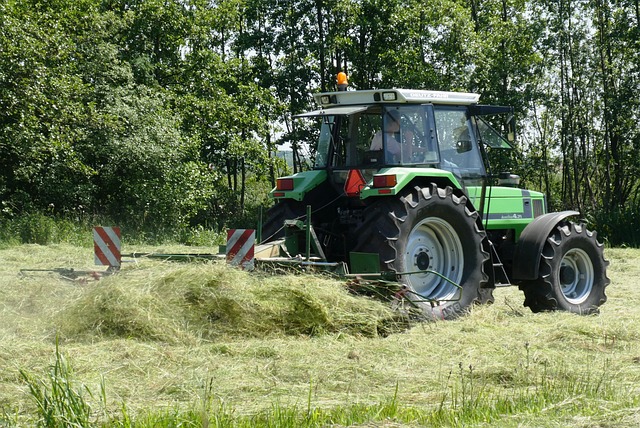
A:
[226,229,255,270]
[93,226,121,267]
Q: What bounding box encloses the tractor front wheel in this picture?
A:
[520,222,609,314]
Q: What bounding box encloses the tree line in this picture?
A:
[1,0,638,245]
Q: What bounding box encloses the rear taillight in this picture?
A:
[372,175,397,188]
[276,178,294,191]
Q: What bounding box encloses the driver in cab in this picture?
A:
[370,110,403,159]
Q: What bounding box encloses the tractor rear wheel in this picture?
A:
[520,222,609,314]
[261,181,337,244]
[261,200,307,243]
[353,184,489,320]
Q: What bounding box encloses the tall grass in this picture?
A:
[591,203,640,247]
[0,213,226,247]
[0,214,91,247]
[424,357,624,426]
[12,343,634,427]
[19,338,99,427]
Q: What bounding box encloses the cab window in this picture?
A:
[434,107,485,180]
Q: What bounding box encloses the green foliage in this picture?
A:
[1,0,640,244]
[0,213,93,247]
[592,199,640,247]
[0,0,275,235]
[177,225,226,247]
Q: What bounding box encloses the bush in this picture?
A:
[592,204,640,247]
[0,213,91,246]
[0,213,229,247]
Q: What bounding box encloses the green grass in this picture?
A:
[19,337,100,427]
[0,214,227,248]
[1,244,640,426]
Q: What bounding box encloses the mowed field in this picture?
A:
[1,243,639,426]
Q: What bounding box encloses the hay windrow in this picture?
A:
[55,262,409,343]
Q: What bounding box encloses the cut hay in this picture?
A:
[55,262,410,343]
[4,244,640,426]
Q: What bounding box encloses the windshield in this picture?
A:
[312,105,439,169]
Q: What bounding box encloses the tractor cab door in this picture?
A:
[432,105,487,187]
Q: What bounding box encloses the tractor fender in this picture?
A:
[511,210,580,281]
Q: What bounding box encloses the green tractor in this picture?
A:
[262,74,609,320]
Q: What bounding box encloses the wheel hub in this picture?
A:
[559,248,594,305]
[560,265,576,285]
[415,250,431,271]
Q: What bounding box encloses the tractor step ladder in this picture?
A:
[489,241,512,287]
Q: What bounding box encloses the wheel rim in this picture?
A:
[404,217,463,300]
[559,248,594,304]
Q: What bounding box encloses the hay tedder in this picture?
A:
[256,73,610,320]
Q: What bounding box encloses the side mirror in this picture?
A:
[506,114,516,143]
[456,139,473,153]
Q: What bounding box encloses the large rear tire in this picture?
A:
[519,222,609,314]
[261,181,338,244]
[353,184,489,320]
[261,200,307,243]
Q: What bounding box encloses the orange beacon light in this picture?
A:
[337,72,348,91]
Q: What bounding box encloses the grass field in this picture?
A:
[1,243,639,426]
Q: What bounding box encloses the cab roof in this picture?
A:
[313,89,481,107]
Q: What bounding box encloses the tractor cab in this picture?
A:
[296,88,514,193]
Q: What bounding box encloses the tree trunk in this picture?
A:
[315,0,326,92]
[240,157,246,213]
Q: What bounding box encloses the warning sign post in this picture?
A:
[93,226,122,268]
[226,229,255,270]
